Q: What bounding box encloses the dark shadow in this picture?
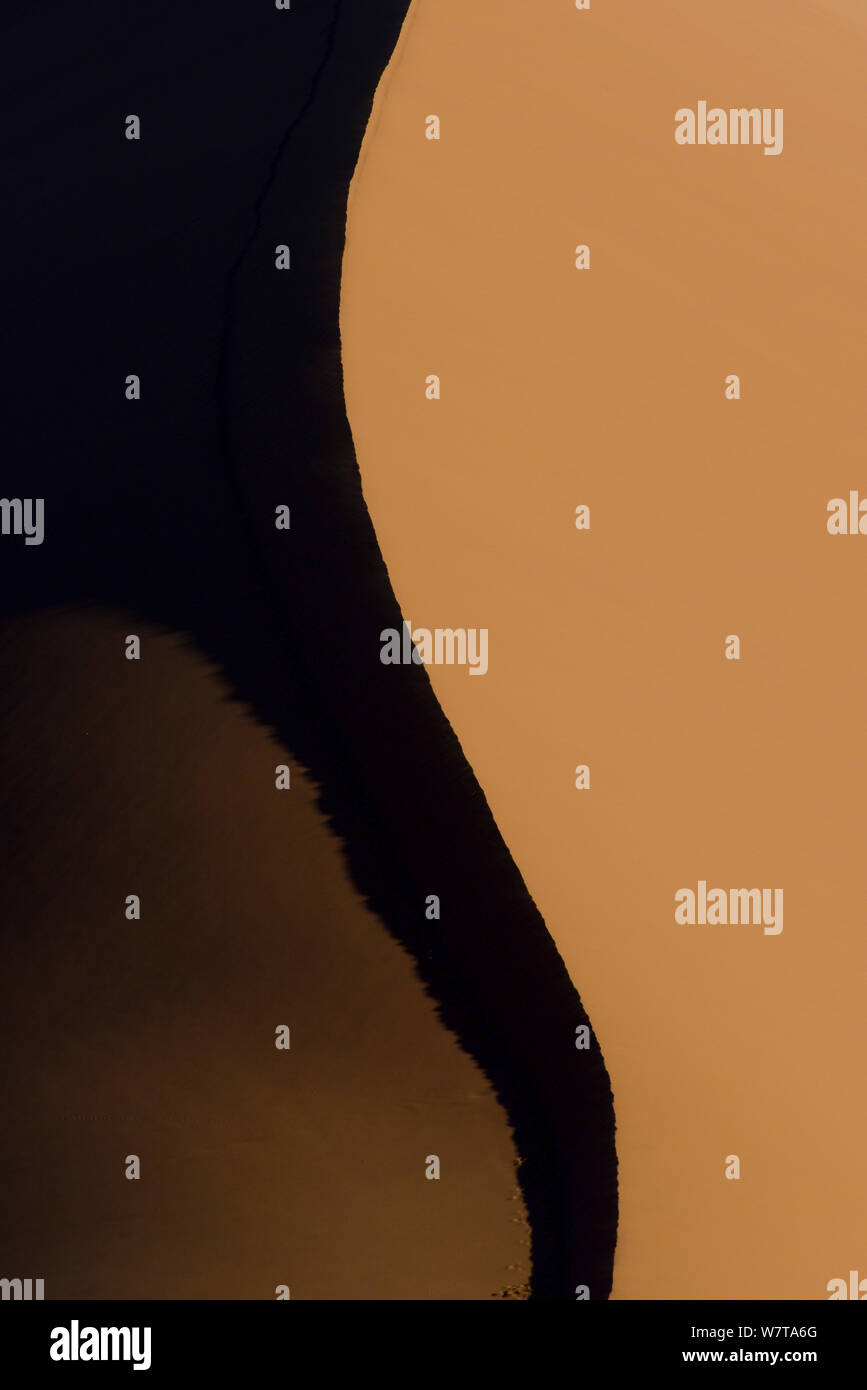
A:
[1,0,617,1297]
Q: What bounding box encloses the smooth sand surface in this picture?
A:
[342,0,867,1298]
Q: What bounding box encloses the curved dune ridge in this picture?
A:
[342,0,867,1298]
[1,0,618,1299]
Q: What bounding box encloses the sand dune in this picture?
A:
[0,609,527,1299]
[342,0,867,1298]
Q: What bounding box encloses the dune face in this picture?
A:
[2,0,618,1299]
[0,609,529,1299]
[341,0,867,1298]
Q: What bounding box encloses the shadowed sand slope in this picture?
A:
[1,0,618,1298]
[0,609,529,1300]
